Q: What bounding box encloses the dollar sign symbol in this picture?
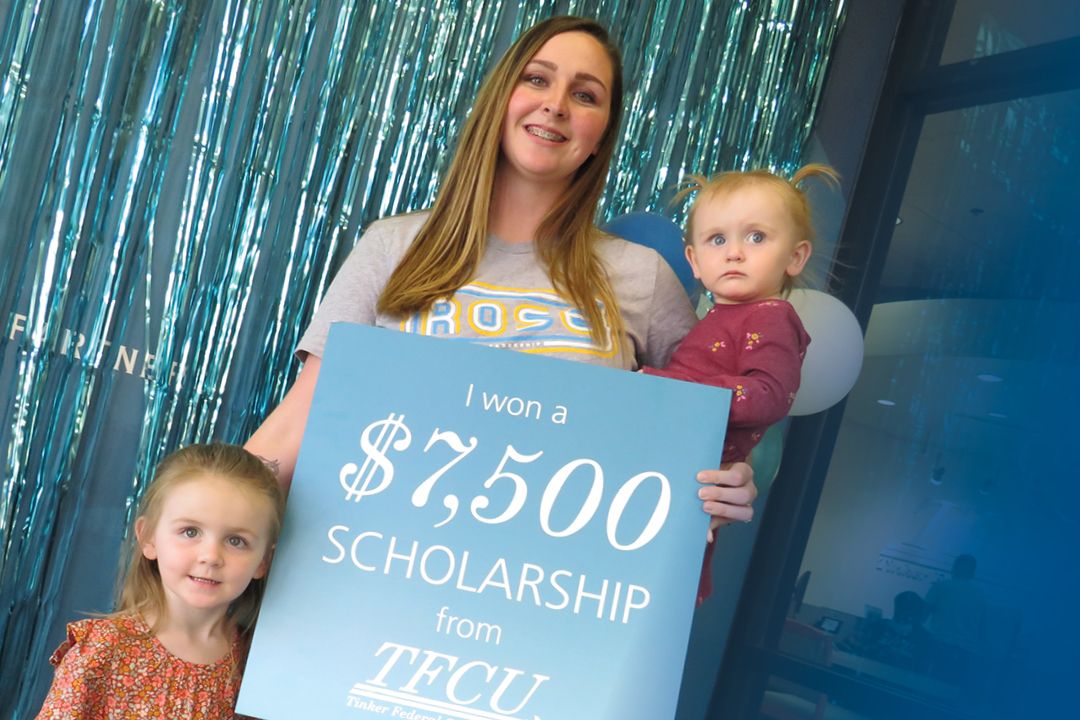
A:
[339,413,412,502]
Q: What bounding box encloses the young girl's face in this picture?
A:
[137,474,275,620]
[686,183,810,304]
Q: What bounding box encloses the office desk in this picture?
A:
[830,649,960,705]
[794,603,861,646]
[792,605,962,706]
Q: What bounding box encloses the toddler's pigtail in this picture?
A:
[791,163,841,191]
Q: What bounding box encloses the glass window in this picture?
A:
[781,86,1079,718]
[941,0,1080,64]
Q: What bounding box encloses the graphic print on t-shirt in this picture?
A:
[398,281,617,358]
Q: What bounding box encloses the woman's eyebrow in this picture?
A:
[527,59,608,91]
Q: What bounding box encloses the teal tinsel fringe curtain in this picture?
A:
[0,0,844,715]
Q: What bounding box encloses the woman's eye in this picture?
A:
[574,90,597,104]
[747,231,765,244]
[525,74,546,87]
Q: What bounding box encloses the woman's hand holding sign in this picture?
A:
[699,463,758,540]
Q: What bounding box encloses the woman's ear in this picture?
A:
[135,517,157,560]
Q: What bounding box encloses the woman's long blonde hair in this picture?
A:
[114,443,285,635]
[378,15,625,345]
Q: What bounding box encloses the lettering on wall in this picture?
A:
[6,312,179,383]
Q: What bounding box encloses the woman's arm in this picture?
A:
[245,354,323,494]
[248,220,403,491]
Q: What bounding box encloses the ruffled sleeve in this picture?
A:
[36,619,117,719]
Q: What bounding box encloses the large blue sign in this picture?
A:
[238,323,730,719]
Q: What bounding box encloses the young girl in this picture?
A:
[643,164,838,600]
[37,443,285,719]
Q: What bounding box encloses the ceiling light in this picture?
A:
[988,412,1007,419]
[876,399,896,406]
[977,374,1003,383]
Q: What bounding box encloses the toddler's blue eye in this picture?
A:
[227,536,248,549]
[747,231,765,244]
[182,527,199,538]
[708,234,726,246]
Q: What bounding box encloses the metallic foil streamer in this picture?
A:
[0,0,845,715]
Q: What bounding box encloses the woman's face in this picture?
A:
[499,31,613,190]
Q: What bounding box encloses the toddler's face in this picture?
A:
[685,184,810,304]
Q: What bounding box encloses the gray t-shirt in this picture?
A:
[297,211,695,370]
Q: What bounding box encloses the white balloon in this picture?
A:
[787,289,864,416]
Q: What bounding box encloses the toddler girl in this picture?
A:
[644,164,838,600]
[37,443,285,719]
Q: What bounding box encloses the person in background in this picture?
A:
[246,15,757,530]
[925,553,986,683]
[839,590,934,672]
[36,444,285,719]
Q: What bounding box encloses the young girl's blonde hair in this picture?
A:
[680,163,840,295]
[378,15,626,346]
[115,443,285,634]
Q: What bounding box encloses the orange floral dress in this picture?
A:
[36,614,245,719]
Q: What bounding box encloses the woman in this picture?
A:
[246,16,757,529]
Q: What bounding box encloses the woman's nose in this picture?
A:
[541,88,567,118]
